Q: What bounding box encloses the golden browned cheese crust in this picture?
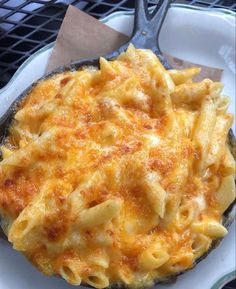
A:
[0,46,235,288]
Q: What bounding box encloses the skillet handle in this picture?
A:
[131,0,171,51]
[131,0,172,68]
[104,0,172,69]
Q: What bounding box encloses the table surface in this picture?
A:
[0,0,235,288]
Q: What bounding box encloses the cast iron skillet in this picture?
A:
[0,0,235,286]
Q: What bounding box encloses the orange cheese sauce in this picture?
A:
[0,47,234,288]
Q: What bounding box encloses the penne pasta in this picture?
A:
[192,220,228,238]
[171,81,208,104]
[160,193,181,226]
[87,249,109,269]
[85,271,109,289]
[192,234,212,258]
[116,263,134,285]
[221,146,236,176]
[215,176,236,213]
[100,57,116,79]
[0,145,13,159]
[79,199,122,229]
[208,82,224,100]
[160,252,194,274]
[59,259,82,286]
[193,97,217,172]
[216,95,230,114]
[206,114,233,171]
[143,172,166,218]
[168,67,201,85]
[176,202,196,227]
[8,204,44,251]
[139,245,170,270]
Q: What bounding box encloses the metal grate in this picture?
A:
[0,1,235,288]
[0,0,236,89]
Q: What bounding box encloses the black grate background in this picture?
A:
[0,0,236,89]
[0,0,236,288]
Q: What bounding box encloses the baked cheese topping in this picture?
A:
[0,45,235,288]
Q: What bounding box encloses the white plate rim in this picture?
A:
[0,3,235,95]
[0,4,235,288]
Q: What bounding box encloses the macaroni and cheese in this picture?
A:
[0,45,235,288]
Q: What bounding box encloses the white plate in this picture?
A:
[0,4,235,289]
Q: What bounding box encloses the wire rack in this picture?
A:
[0,0,235,288]
[0,0,236,89]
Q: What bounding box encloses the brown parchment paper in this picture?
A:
[46,5,223,82]
[47,6,128,72]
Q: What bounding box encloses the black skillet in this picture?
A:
[0,0,235,285]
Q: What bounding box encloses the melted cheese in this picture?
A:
[0,46,235,289]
